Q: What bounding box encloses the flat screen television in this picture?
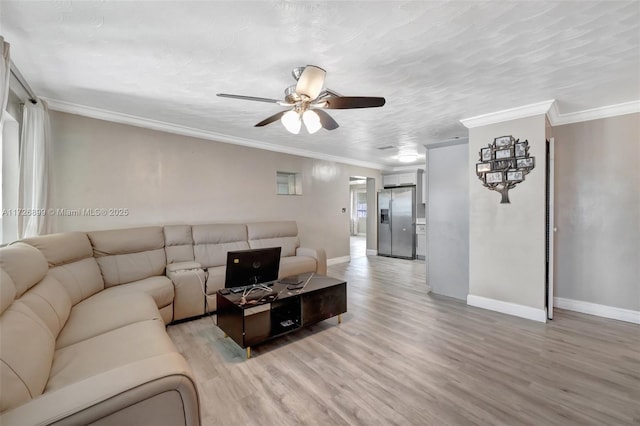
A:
[224,247,282,288]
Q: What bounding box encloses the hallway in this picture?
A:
[350,235,367,259]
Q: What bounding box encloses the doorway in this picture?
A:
[349,176,368,258]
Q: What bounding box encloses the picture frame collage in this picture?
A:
[475,135,536,203]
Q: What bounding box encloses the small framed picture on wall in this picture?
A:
[495,148,513,159]
[494,136,512,147]
[515,143,526,157]
[485,172,503,184]
[507,170,524,181]
[476,163,491,173]
[517,158,534,168]
[481,147,492,161]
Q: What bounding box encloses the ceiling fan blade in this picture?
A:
[313,109,339,130]
[295,65,326,100]
[217,93,283,104]
[322,96,386,109]
[254,110,287,127]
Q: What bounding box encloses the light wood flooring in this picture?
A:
[167,256,640,426]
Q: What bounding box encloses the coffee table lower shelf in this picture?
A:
[216,275,346,358]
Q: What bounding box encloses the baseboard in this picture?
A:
[467,294,547,323]
[327,256,351,265]
[366,249,378,256]
[554,297,640,324]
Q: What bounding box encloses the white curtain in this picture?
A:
[19,100,52,238]
[0,37,9,128]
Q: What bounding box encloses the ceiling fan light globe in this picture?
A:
[302,110,322,134]
[296,65,326,100]
[291,67,305,81]
[281,110,301,134]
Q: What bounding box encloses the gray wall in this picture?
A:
[426,142,469,300]
[553,113,639,311]
[47,111,381,259]
[469,115,547,312]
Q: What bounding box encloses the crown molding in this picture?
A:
[460,99,640,129]
[390,163,426,172]
[547,100,640,126]
[42,97,389,171]
[424,137,469,150]
[460,100,555,128]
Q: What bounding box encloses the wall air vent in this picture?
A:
[376,145,395,150]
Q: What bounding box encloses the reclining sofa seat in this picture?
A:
[87,226,175,324]
[247,221,327,277]
[0,238,199,425]
[163,221,326,321]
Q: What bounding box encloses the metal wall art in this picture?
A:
[476,135,535,204]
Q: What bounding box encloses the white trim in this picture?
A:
[390,163,427,172]
[467,294,547,323]
[554,297,640,325]
[42,97,389,171]
[547,137,555,320]
[366,249,378,256]
[460,100,555,128]
[547,100,640,126]
[327,256,351,265]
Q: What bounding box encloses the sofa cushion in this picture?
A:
[164,225,194,264]
[0,269,16,314]
[21,232,93,267]
[56,292,161,349]
[19,274,72,339]
[205,265,226,294]
[45,319,177,392]
[23,232,106,304]
[279,256,318,279]
[0,300,55,412]
[192,224,249,268]
[88,227,166,286]
[100,276,174,310]
[247,221,299,257]
[0,243,48,298]
[49,257,105,306]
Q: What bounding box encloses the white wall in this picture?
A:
[47,111,381,259]
[553,113,639,312]
[468,115,547,321]
[426,141,469,300]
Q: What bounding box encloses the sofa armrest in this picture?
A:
[296,247,327,275]
[166,261,202,274]
[0,353,200,426]
[166,262,207,321]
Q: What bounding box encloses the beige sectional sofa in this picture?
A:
[165,221,327,320]
[0,221,326,425]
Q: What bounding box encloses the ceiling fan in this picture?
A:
[217,65,385,134]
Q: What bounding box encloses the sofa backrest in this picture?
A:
[22,232,104,305]
[88,226,166,287]
[164,225,195,264]
[247,221,300,257]
[192,224,249,268]
[0,243,61,413]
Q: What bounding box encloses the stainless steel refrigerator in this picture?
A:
[378,187,416,259]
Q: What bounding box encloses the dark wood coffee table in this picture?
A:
[216,272,347,358]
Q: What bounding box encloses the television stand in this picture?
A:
[216,273,347,358]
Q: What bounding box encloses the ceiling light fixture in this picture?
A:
[398,154,418,163]
[281,110,301,134]
[302,110,322,134]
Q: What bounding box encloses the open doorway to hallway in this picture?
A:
[349,176,368,259]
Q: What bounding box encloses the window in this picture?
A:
[1,113,20,244]
[276,171,302,195]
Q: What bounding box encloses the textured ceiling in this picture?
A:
[2,1,639,168]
